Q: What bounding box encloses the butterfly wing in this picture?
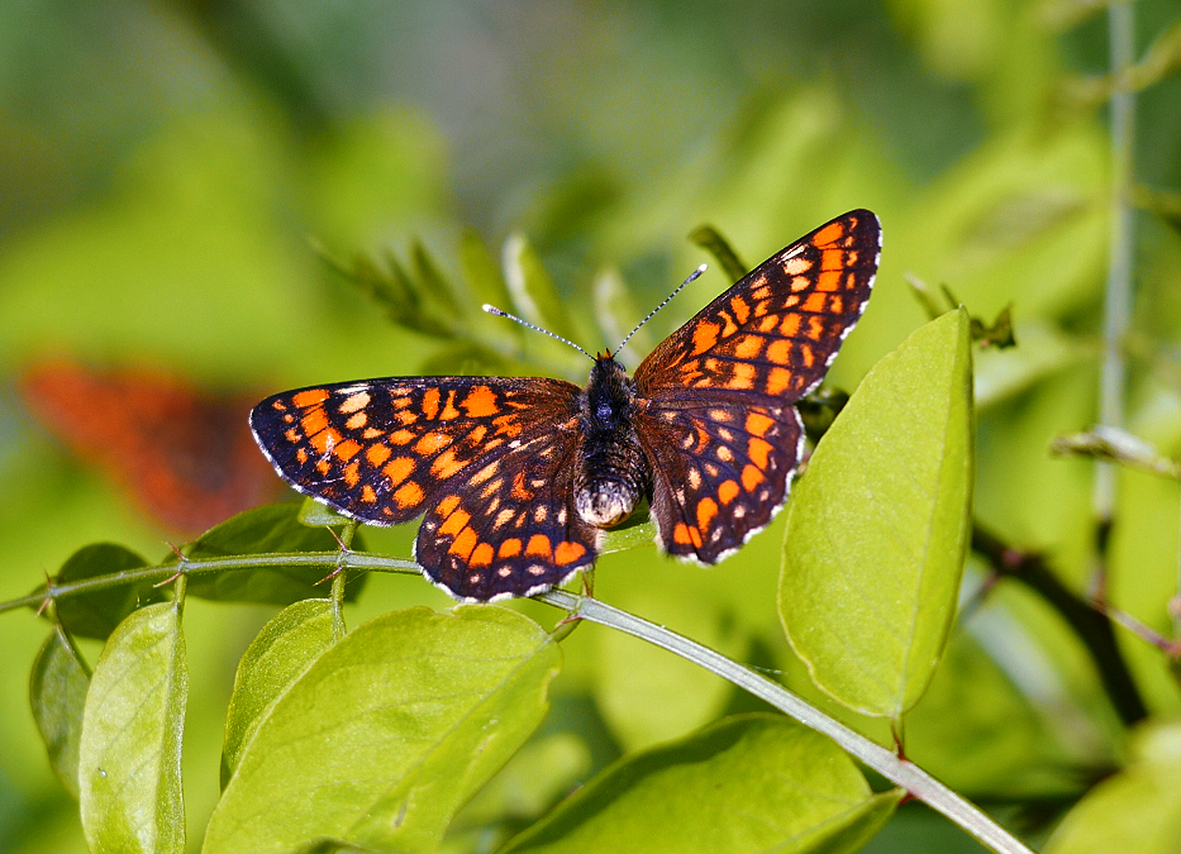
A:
[632,209,880,561]
[250,376,598,600]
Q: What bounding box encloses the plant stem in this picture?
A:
[1093,1,1135,544]
[535,589,1034,854]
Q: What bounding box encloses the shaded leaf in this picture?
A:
[780,310,973,720]
[48,543,163,640]
[1044,721,1181,854]
[202,605,561,854]
[79,601,187,854]
[688,224,748,283]
[30,627,90,798]
[181,503,367,604]
[502,233,578,343]
[498,714,901,854]
[220,598,337,789]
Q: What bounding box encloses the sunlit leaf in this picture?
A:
[79,601,187,854]
[220,598,337,789]
[781,310,973,720]
[498,714,901,854]
[202,605,561,854]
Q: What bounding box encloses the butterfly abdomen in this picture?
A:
[573,355,650,528]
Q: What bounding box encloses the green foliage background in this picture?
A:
[1,1,1180,852]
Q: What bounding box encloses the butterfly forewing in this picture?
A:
[634,209,880,404]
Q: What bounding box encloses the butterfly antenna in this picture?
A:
[482,304,596,361]
[614,263,707,354]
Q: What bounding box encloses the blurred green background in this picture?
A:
[2,1,1180,851]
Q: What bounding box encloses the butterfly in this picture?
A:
[21,358,281,535]
[250,210,880,601]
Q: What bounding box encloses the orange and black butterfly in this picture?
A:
[250,210,881,601]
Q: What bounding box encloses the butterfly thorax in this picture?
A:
[573,354,650,529]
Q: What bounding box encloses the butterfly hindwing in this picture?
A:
[635,400,803,562]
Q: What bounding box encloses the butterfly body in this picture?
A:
[251,210,881,601]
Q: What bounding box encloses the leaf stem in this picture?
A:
[535,589,1034,854]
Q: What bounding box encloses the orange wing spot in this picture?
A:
[295,448,308,464]
[803,292,829,313]
[436,494,462,518]
[745,412,775,437]
[293,389,330,408]
[811,221,845,247]
[383,456,415,486]
[390,429,416,445]
[448,526,479,560]
[696,497,719,531]
[361,484,377,503]
[758,315,779,333]
[440,507,471,536]
[729,296,751,323]
[766,339,792,365]
[790,275,811,292]
[470,542,494,568]
[800,344,816,368]
[338,391,371,414]
[742,464,765,491]
[430,448,466,479]
[315,459,331,475]
[440,391,461,420]
[821,248,846,270]
[469,461,500,486]
[673,522,703,548]
[780,312,802,337]
[511,472,532,500]
[461,385,499,418]
[525,534,552,558]
[493,415,524,437]
[733,335,764,359]
[783,255,813,275]
[719,313,738,337]
[285,428,301,444]
[729,362,755,389]
[309,427,342,455]
[498,538,523,558]
[750,283,772,300]
[393,480,424,509]
[718,479,740,505]
[817,270,842,292]
[748,437,773,469]
[300,408,329,437]
[271,400,289,412]
[554,541,586,566]
[466,424,489,446]
[343,461,361,488]
[345,412,368,430]
[391,396,412,409]
[333,438,361,461]
[396,411,418,426]
[766,367,792,396]
[362,427,384,440]
[414,431,451,455]
[829,295,844,314]
[366,443,392,467]
[692,320,721,355]
[422,388,441,420]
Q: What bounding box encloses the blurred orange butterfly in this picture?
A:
[20,358,282,536]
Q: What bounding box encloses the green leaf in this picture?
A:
[182,503,367,604]
[498,714,901,854]
[780,310,973,720]
[49,543,163,640]
[220,598,337,789]
[202,605,562,854]
[30,627,90,798]
[79,601,187,854]
[460,229,514,315]
[1043,721,1181,854]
